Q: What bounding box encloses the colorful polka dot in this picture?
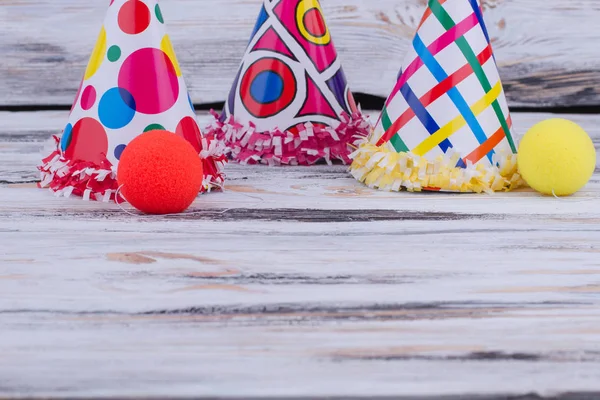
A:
[296,0,331,45]
[155,4,164,23]
[63,118,108,164]
[107,45,121,62]
[98,87,136,129]
[160,35,182,77]
[118,48,179,115]
[118,0,151,35]
[60,123,73,152]
[144,123,165,132]
[84,26,106,79]
[176,116,202,153]
[250,70,283,103]
[114,144,127,160]
[80,85,97,110]
[240,58,296,118]
[303,8,327,38]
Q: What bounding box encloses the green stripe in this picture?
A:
[428,0,454,30]
[382,107,409,152]
[491,103,515,152]
[456,38,516,152]
[381,107,393,131]
[428,0,516,153]
[390,135,409,153]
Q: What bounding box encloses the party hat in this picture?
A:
[205,0,370,166]
[38,0,227,202]
[350,0,522,193]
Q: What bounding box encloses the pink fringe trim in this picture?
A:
[205,110,371,165]
[38,134,228,202]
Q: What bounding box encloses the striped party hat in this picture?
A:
[205,0,370,166]
[38,0,226,202]
[350,0,523,193]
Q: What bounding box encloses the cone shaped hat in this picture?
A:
[206,0,370,166]
[350,0,522,193]
[39,0,226,201]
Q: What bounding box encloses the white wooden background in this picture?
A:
[3,0,600,396]
[1,110,600,397]
[1,0,600,107]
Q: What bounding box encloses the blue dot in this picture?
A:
[250,71,283,104]
[60,123,73,152]
[188,93,195,112]
[98,87,136,129]
[114,144,126,160]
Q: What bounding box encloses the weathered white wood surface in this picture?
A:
[1,111,600,397]
[1,0,600,107]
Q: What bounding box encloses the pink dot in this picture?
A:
[80,85,97,110]
[118,48,179,115]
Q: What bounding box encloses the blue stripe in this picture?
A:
[413,34,493,162]
[399,82,452,153]
[467,0,495,63]
[396,67,403,80]
[467,0,491,45]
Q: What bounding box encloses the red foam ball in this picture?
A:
[117,130,203,214]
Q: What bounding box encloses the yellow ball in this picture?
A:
[517,118,596,196]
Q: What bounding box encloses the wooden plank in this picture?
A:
[3,187,600,396]
[1,0,599,107]
[1,111,600,397]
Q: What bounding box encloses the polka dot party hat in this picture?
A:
[350,0,523,193]
[38,0,227,202]
[204,0,370,166]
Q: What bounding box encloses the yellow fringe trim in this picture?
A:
[349,140,524,194]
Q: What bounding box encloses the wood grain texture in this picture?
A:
[1,111,600,397]
[1,0,600,107]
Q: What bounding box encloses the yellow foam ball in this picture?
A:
[517,118,596,196]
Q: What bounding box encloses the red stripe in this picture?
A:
[377,44,493,146]
[378,108,415,146]
[385,8,481,111]
[463,100,513,164]
[463,126,505,165]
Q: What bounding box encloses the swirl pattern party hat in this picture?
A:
[205,0,370,166]
[350,0,522,193]
[38,0,227,202]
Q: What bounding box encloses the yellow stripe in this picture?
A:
[412,81,503,157]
